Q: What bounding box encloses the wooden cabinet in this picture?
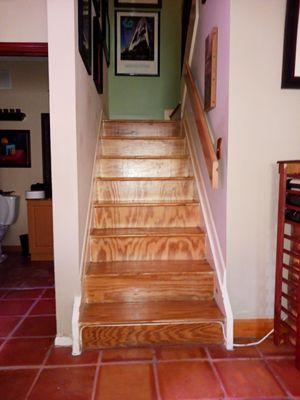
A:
[27,199,53,261]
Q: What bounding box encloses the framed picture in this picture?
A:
[102,0,111,66]
[115,10,160,76]
[78,0,92,75]
[114,0,162,8]
[92,0,100,16]
[282,0,300,88]
[204,27,218,112]
[93,17,103,94]
[0,130,31,168]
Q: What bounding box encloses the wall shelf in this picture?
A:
[0,110,26,121]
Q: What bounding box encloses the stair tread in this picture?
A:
[104,119,179,124]
[95,177,193,181]
[90,227,204,237]
[80,300,224,325]
[92,200,200,207]
[101,136,184,141]
[86,260,213,276]
[98,155,189,160]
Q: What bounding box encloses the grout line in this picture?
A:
[91,351,102,400]
[0,363,99,371]
[152,348,162,400]
[205,347,228,399]
[263,357,294,399]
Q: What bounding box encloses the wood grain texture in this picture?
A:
[96,157,191,178]
[81,322,223,349]
[103,120,181,137]
[91,202,202,229]
[234,319,274,339]
[93,178,197,202]
[100,138,187,157]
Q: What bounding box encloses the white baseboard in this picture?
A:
[72,296,82,355]
[54,336,72,347]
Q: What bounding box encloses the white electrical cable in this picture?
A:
[233,328,274,348]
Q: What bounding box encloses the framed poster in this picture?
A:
[78,0,92,75]
[0,130,31,168]
[102,0,111,66]
[204,27,218,112]
[93,17,104,94]
[115,10,160,76]
[114,0,162,8]
[282,0,300,88]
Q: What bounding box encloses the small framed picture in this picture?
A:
[0,130,31,168]
[114,0,162,8]
[93,17,103,94]
[78,0,92,74]
[102,0,111,66]
[115,10,160,76]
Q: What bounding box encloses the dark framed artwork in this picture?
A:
[282,0,300,88]
[102,0,111,66]
[114,0,162,8]
[93,17,104,94]
[115,10,160,76]
[92,0,100,16]
[0,130,31,168]
[78,0,92,75]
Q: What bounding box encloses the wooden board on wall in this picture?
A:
[204,27,218,112]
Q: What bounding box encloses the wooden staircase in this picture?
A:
[79,120,224,350]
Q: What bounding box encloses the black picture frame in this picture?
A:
[92,0,100,16]
[114,0,162,8]
[282,0,300,88]
[102,0,111,66]
[0,130,31,168]
[115,10,160,76]
[93,17,104,94]
[78,0,92,75]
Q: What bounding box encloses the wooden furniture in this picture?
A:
[79,120,224,350]
[275,160,300,369]
[27,199,53,261]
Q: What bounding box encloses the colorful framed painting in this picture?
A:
[114,0,162,8]
[204,27,218,112]
[115,10,160,76]
[93,17,104,94]
[78,0,92,74]
[0,130,31,168]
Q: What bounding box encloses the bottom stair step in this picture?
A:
[80,300,224,349]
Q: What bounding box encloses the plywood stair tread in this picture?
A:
[95,177,194,182]
[90,227,204,238]
[98,155,189,160]
[101,136,185,141]
[85,260,213,276]
[79,300,224,326]
[92,200,200,207]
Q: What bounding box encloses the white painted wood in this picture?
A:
[55,336,73,347]
[72,296,82,355]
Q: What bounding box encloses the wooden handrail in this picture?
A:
[184,62,219,189]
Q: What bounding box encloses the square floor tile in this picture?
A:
[268,358,300,396]
[207,344,260,359]
[4,289,44,299]
[42,288,55,298]
[157,361,224,399]
[0,316,21,336]
[215,359,285,398]
[0,299,34,315]
[156,345,206,360]
[28,367,96,400]
[0,337,53,366]
[96,363,156,400]
[102,347,153,362]
[257,338,294,357]
[0,369,38,400]
[46,347,99,365]
[13,316,56,337]
[30,299,56,315]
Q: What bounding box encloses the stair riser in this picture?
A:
[94,180,196,202]
[85,274,214,303]
[81,323,223,349]
[89,235,205,262]
[103,122,181,137]
[96,158,191,178]
[92,205,202,229]
[100,139,186,157]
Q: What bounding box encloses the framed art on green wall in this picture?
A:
[115,10,160,76]
[114,0,162,8]
[78,0,92,74]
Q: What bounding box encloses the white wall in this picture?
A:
[47,0,106,339]
[0,60,49,245]
[191,0,230,258]
[227,0,300,318]
[0,0,47,42]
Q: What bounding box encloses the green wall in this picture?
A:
[108,0,182,120]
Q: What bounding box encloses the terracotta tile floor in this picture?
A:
[1,254,300,399]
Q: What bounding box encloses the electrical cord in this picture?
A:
[233,328,274,347]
